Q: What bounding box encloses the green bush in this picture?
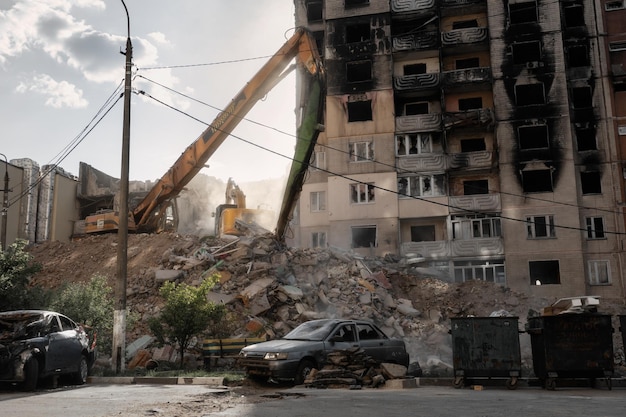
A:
[0,239,43,310]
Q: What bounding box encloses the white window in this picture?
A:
[311,151,326,170]
[398,174,445,197]
[310,191,326,212]
[311,231,327,248]
[588,260,611,285]
[350,141,374,162]
[396,133,432,156]
[586,217,605,239]
[453,260,506,284]
[350,183,375,204]
[452,214,502,240]
[526,215,555,238]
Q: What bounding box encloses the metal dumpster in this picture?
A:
[527,314,613,390]
[450,317,521,389]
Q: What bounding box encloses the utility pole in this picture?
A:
[112,0,132,374]
[0,153,9,251]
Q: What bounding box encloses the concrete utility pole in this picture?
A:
[0,153,9,251]
[112,0,132,374]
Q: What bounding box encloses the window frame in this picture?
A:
[398,174,445,197]
[349,141,374,163]
[311,150,326,171]
[452,214,502,240]
[350,182,375,204]
[588,260,611,285]
[453,259,506,284]
[585,216,606,239]
[311,231,327,248]
[310,191,326,212]
[529,259,561,285]
[396,133,432,156]
[526,215,556,239]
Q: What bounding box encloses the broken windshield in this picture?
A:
[283,320,337,341]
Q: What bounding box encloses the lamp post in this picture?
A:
[112,0,132,374]
[0,153,9,251]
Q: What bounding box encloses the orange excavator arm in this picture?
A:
[133,27,324,231]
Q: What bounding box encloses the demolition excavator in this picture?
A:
[85,27,325,241]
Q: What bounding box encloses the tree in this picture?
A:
[48,274,115,355]
[149,274,225,369]
[0,239,42,310]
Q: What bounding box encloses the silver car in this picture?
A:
[239,319,409,385]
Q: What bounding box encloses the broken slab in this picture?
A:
[206,291,235,305]
[278,285,303,300]
[126,335,155,358]
[155,269,183,284]
[240,277,274,300]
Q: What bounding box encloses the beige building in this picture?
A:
[290,0,626,298]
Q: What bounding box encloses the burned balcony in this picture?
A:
[443,67,491,88]
[448,151,494,170]
[441,27,488,47]
[396,113,442,132]
[392,31,439,52]
[444,108,494,131]
[394,73,440,92]
[391,0,436,15]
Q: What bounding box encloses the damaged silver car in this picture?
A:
[0,310,96,390]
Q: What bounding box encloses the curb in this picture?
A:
[87,376,226,386]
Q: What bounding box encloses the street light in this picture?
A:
[112,0,132,374]
[0,153,9,251]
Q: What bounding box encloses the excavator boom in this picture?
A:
[132,27,325,232]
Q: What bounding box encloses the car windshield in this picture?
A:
[0,312,45,341]
[283,320,337,341]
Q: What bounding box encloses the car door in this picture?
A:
[47,314,83,373]
[326,323,359,352]
[355,323,388,363]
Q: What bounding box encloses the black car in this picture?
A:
[239,319,410,385]
[0,310,96,390]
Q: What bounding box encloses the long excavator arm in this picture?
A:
[132,27,325,234]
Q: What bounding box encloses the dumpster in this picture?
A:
[527,314,613,390]
[450,317,521,389]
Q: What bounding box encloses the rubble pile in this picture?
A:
[26,231,626,374]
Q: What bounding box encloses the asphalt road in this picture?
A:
[2,382,626,417]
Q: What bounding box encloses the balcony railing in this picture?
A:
[392,31,439,52]
[443,67,491,87]
[394,73,440,91]
[448,151,494,170]
[448,193,501,214]
[396,113,441,132]
[444,108,494,130]
[391,0,436,14]
[400,237,503,258]
[397,153,447,171]
[441,27,488,46]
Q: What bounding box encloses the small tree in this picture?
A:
[0,239,43,310]
[49,274,115,354]
[149,274,225,369]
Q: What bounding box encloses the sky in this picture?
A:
[0,0,300,183]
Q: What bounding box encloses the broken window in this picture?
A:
[576,126,597,151]
[458,97,483,111]
[346,23,370,43]
[311,231,327,248]
[346,60,372,83]
[522,169,553,192]
[347,100,372,122]
[311,150,326,170]
[567,45,589,67]
[518,124,549,150]
[605,0,625,11]
[410,225,436,242]
[456,57,480,69]
[310,191,326,212]
[588,260,611,285]
[404,63,427,75]
[586,216,605,239]
[399,175,445,197]
[572,86,592,108]
[396,133,432,156]
[512,41,541,65]
[515,83,546,106]
[454,260,506,284]
[460,138,486,152]
[452,214,502,240]
[529,260,561,285]
[404,101,429,115]
[463,179,489,195]
[350,183,375,204]
[306,0,322,22]
[526,215,556,238]
[351,225,377,248]
[313,31,325,57]
[581,171,602,194]
[563,3,585,28]
[509,1,538,24]
[452,19,478,29]
[609,41,626,52]
[350,141,374,162]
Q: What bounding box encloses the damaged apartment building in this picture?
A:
[291,0,626,298]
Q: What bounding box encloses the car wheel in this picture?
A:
[22,357,39,391]
[73,355,89,385]
[294,359,315,386]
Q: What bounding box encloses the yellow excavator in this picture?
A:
[85,27,325,240]
[214,178,275,237]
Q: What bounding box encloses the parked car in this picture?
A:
[0,310,96,390]
[238,319,410,384]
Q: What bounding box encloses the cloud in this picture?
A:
[147,32,169,46]
[15,73,88,108]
